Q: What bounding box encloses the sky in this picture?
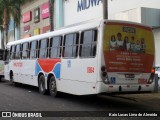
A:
[108,0,160,15]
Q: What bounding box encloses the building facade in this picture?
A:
[62,0,103,26]
[110,7,160,27]
[20,0,104,38]
[110,7,160,67]
[20,0,51,39]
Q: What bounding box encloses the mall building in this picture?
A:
[1,0,160,54]
[5,0,103,44]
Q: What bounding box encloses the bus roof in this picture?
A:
[7,19,152,47]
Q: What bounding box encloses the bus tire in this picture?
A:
[10,71,15,85]
[49,76,60,97]
[38,75,47,95]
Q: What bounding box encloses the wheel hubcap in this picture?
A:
[40,82,44,91]
[51,81,56,93]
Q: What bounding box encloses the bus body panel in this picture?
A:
[0,61,4,76]
[4,19,155,95]
[8,60,38,86]
[0,49,4,77]
[61,58,97,82]
[97,20,155,93]
[57,80,97,95]
[58,58,98,95]
[4,66,9,80]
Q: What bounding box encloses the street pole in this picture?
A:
[103,0,108,19]
[49,0,54,31]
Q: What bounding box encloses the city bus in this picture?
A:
[4,19,155,96]
[0,49,4,81]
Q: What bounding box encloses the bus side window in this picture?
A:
[15,44,21,59]
[39,38,48,58]
[80,29,97,58]
[63,33,79,58]
[22,42,29,59]
[49,36,62,58]
[10,45,15,60]
[30,41,38,59]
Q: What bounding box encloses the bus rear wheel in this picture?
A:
[10,72,14,83]
[49,76,60,97]
[38,75,47,95]
[10,71,17,86]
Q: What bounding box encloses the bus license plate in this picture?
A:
[125,74,135,78]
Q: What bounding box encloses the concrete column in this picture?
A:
[103,0,108,19]
[15,25,20,40]
[55,0,64,29]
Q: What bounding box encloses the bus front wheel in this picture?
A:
[38,75,47,95]
[49,76,60,97]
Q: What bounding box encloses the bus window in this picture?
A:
[30,41,38,59]
[15,44,21,59]
[39,39,48,58]
[49,36,62,58]
[63,33,79,58]
[10,45,15,60]
[80,29,97,58]
[22,42,29,59]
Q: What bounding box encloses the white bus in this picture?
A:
[4,19,155,96]
[0,49,4,81]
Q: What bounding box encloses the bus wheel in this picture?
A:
[10,72,15,85]
[38,75,46,95]
[49,76,59,97]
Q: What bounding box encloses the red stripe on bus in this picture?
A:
[38,59,61,73]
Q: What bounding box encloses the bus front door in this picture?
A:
[4,49,10,80]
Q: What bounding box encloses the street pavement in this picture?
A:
[113,89,160,110]
[0,79,160,120]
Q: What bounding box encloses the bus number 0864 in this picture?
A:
[87,67,94,73]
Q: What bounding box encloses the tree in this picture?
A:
[0,0,34,49]
[0,7,4,49]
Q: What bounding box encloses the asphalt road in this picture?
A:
[0,80,159,119]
